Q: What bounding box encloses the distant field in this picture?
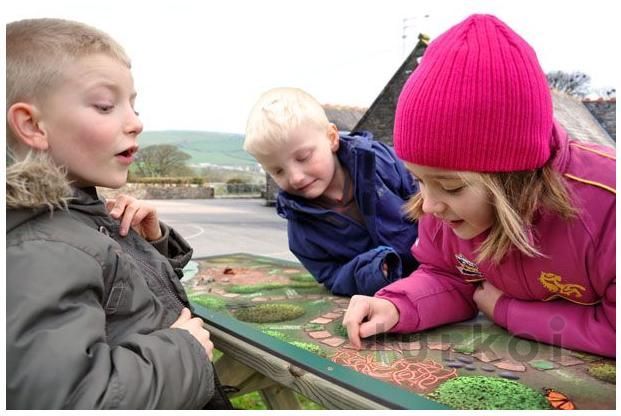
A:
[138,130,257,167]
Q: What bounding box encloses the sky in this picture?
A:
[3,0,618,134]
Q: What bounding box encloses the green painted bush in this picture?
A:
[188,294,226,309]
[429,376,550,410]
[228,281,318,293]
[234,303,305,323]
[588,363,616,384]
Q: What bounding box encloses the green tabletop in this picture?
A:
[186,253,615,410]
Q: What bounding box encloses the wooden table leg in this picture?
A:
[215,353,301,409]
[260,384,302,409]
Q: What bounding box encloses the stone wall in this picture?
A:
[97,183,215,200]
[265,173,279,206]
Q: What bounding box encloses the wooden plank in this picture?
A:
[214,354,256,387]
[236,373,278,397]
[205,323,388,410]
[259,385,301,410]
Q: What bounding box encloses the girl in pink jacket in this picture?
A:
[343,14,615,358]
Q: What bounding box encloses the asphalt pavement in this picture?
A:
[150,198,298,262]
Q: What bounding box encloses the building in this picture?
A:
[265,33,615,205]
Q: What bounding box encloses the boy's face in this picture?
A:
[36,53,143,188]
[406,163,494,240]
[255,123,340,199]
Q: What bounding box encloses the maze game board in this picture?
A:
[183,254,615,410]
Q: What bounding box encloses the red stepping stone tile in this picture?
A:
[321,337,346,347]
[494,360,526,372]
[322,312,342,319]
[555,355,584,367]
[310,317,333,324]
[251,296,268,302]
[308,331,332,339]
[398,341,422,351]
[427,342,451,351]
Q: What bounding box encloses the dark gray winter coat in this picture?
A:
[6,157,215,409]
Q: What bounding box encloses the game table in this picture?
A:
[185,254,616,410]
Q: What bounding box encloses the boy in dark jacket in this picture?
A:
[6,18,230,409]
[244,87,419,296]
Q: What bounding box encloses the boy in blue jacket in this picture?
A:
[244,87,419,296]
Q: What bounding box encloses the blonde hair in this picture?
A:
[6,18,130,150]
[244,87,330,157]
[404,163,578,263]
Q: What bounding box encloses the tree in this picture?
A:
[546,70,591,97]
[592,87,616,100]
[133,144,192,177]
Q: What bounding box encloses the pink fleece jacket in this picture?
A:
[376,124,616,357]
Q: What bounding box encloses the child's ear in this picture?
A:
[6,102,49,151]
[328,123,340,152]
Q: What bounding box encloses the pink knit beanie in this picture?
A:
[394,14,553,172]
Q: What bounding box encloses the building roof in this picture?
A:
[322,104,368,132]
[350,34,615,147]
[552,90,614,146]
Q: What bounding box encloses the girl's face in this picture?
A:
[406,162,495,240]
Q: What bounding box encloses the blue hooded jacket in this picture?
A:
[276,132,420,296]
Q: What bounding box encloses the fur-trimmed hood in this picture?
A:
[6,153,73,210]
[6,154,74,232]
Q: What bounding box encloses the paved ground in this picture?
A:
[150,198,298,262]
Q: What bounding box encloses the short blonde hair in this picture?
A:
[244,87,330,157]
[6,18,130,148]
[404,163,577,264]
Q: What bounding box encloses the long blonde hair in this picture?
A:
[404,163,577,263]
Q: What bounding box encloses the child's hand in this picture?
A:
[342,295,400,349]
[106,194,162,241]
[171,308,214,361]
[473,281,504,320]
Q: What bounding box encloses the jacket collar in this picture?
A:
[6,153,108,231]
[277,132,375,219]
[549,120,571,174]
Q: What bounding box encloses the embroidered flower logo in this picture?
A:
[539,272,586,298]
[455,254,484,282]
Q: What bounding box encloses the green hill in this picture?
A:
[138,130,257,167]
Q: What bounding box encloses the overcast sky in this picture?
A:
[4,0,618,134]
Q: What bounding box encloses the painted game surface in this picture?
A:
[183,254,615,410]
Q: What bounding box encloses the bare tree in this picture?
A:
[592,87,617,100]
[546,70,591,97]
[133,144,192,177]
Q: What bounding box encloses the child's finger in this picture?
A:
[130,207,149,228]
[119,203,139,236]
[107,199,125,218]
[170,308,191,327]
[105,198,117,212]
[358,318,383,339]
[343,298,369,349]
[346,322,362,349]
